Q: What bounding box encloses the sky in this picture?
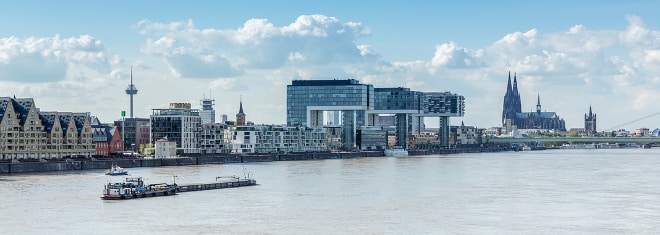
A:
[2,1,660,131]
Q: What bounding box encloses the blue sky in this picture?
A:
[2,1,660,131]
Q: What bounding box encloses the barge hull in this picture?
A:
[100,189,176,200]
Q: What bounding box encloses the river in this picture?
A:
[1,148,659,234]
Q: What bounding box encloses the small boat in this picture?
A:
[384,146,408,157]
[105,164,128,175]
[100,177,177,200]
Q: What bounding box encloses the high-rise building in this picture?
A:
[287,79,465,149]
[200,96,216,124]
[287,79,374,150]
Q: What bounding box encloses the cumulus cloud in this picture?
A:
[429,42,484,69]
[137,15,373,79]
[0,35,113,83]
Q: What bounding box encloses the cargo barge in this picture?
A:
[100,176,257,200]
[100,177,177,200]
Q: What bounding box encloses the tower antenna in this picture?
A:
[125,66,139,118]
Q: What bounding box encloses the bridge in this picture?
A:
[485,136,660,144]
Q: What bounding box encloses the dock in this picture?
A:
[176,177,257,192]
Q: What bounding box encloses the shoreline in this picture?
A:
[0,147,509,174]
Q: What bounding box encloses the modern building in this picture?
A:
[372,88,465,147]
[200,96,216,125]
[115,117,150,152]
[230,125,326,153]
[449,121,484,147]
[0,97,95,160]
[150,103,201,154]
[501,72,566,132]
[356,126,387,150]
[287,79,375,150]
[584,106,597,135]
[200,123,231,154]
[286,79,465,150]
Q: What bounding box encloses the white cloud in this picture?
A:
[137,14,373,78]
[429,42,484,69]
[0,35,111,83]
[6,13,660,131]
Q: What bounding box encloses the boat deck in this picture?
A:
[177,177,257,192]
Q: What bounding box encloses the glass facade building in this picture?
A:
[287,79,465,149]
[287,79,374,150]
[150,105,201,154]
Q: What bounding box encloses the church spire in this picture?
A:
[238,97,244,114]
[236,95,246,126]
[536,93,541,114]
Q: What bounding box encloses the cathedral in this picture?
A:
[501,72,566,131]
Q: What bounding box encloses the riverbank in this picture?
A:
[0,147,510,174]
[0,151,383,174]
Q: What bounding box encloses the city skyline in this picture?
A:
[1,1,660,130]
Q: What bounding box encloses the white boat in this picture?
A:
[105,164,128,176]
[384,146,408,157]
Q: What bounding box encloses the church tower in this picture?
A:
[236,98,246,126]
[502,71,522,127]
[584,106,597,135]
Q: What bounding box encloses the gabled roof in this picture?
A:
[40,112,59,132]
[0,97,12,118]
[90,116,102,126]
[91,123,114,142]
[58,112,73,132]
[73,113,88,132]
[11,98,34,126]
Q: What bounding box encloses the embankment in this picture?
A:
[0,151,383,174]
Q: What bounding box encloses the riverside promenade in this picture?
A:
[0,147,510,174]
[0,151,384,174]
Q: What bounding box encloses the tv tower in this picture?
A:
[125,67,138,118]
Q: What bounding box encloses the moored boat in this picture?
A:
[100,177,177,200]
[384,146,408,157]
[105,164,128,176]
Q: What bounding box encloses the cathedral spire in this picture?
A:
[506,71,512,95]
[512,72,519,96]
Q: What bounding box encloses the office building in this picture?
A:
[150,103,201,154]
[200,96,216,125]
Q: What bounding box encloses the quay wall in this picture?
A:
[0,148,505,174]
